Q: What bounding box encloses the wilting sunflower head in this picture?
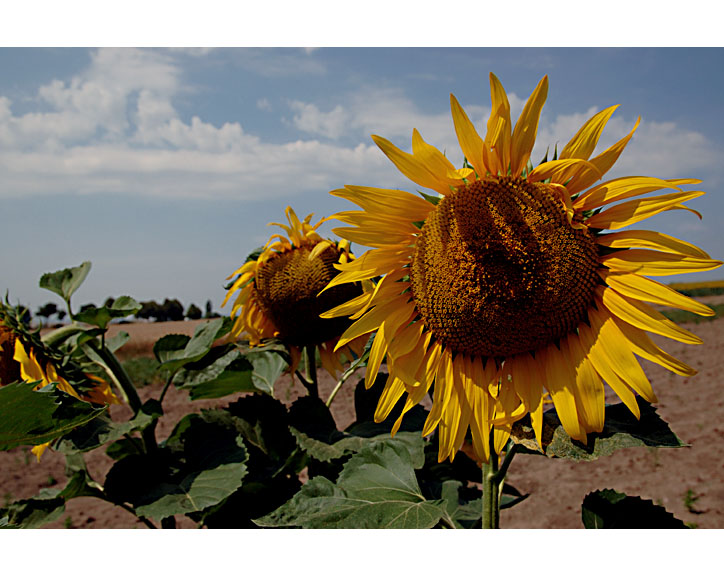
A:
[0,302,120,460]
[223,206,366,376]
[326,72,722,463]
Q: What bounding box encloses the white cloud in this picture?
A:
[289,100,349,140]
[534,107,720,180]
[0,48,718,205]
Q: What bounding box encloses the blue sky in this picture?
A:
[2,47,723,314]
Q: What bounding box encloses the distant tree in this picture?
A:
[104,297,116,308]
[186,303,202,320]
[79,303,95,313]
[57,310,67,321]
[137,300,162,321]
[162,298,184,322]
[204,299,220,318]
[36,302,59,320]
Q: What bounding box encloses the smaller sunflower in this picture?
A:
[0,304,119,459]
[222,206,368,380]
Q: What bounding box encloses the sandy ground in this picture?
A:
[2,312,723,529]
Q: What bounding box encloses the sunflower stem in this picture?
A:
[325,347,370,408]
[303,345,318,398]
[481,435,500,529]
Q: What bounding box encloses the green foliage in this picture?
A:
[582,489,688,528]
[74,296,142,329]
[0,382,106,451]
[104,414,249,522]
[511,398,685,461]
[39,261,91,305]
[152,317,229,374]
[255,438,446,528]
[122,356,161,387]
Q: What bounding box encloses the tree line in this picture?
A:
[34,298,220,323]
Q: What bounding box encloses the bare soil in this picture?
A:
[2,312,723,529]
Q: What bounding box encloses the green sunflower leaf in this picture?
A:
[56,399,161,454]
[0,468,104,528]
[510,398,685,461]
[153,317,229,373]
[254,437,443,529]
[582,488,688,528]
[104,414,248,522]
[39,261,91,303]
[0,382,107,451]
[73,296,141,330]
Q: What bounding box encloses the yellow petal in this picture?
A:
[371,134,457,196]
[333,210,420,234]
[574,176,695,212]
[598,285,702,345]
[508,352,544,446]
[450,93,486,176]
[611,316,696,377]
[332,226,416,249]
[365,302,416,388]
[601,270,715,316]
[412,128,457,178]
[560,105,619,161]
[374,377,406,423]
[576,319,640,419]
[587,303,657,403]
[320,290,373,319]
[510,75,548,177]
[390,331,432,385]
[331,185,435,222]
[308,240,334,260]
[484,72,512,175]
[600,249,722,276]
[423,349,454,437]
[31,442,51,461]
[565,117,640,195]
[585,190,705,230]
[14,340,46,384]
[437,355,466,461]
[335,297,409,350]
[537,344,586,443]
[563,333,605,433]
[595,228,709,259]
[528,158,601,186]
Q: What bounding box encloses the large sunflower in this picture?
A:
[222,206,368,380]
[323,73,721,462]
[0,305,119,459]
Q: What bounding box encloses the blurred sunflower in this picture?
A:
[222,206,368,381]
[324,73,722,462]
[0,304,119,459]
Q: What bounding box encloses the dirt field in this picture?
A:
[2,311,723,529]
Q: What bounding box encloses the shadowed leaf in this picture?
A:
[511,398,684,461]
[255,438,443,528]
[582,488,688,528]
[0,382,106,451]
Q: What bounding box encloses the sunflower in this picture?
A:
[323,73,722,463]
[0,305,119,459]
[222,206,368,381]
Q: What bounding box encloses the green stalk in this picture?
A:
[325,347,370,408]
[481,438,519,529]
[41,323,85,347]
[481,435,500,529]
[85,339,143,416]
[303,345,319,398]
